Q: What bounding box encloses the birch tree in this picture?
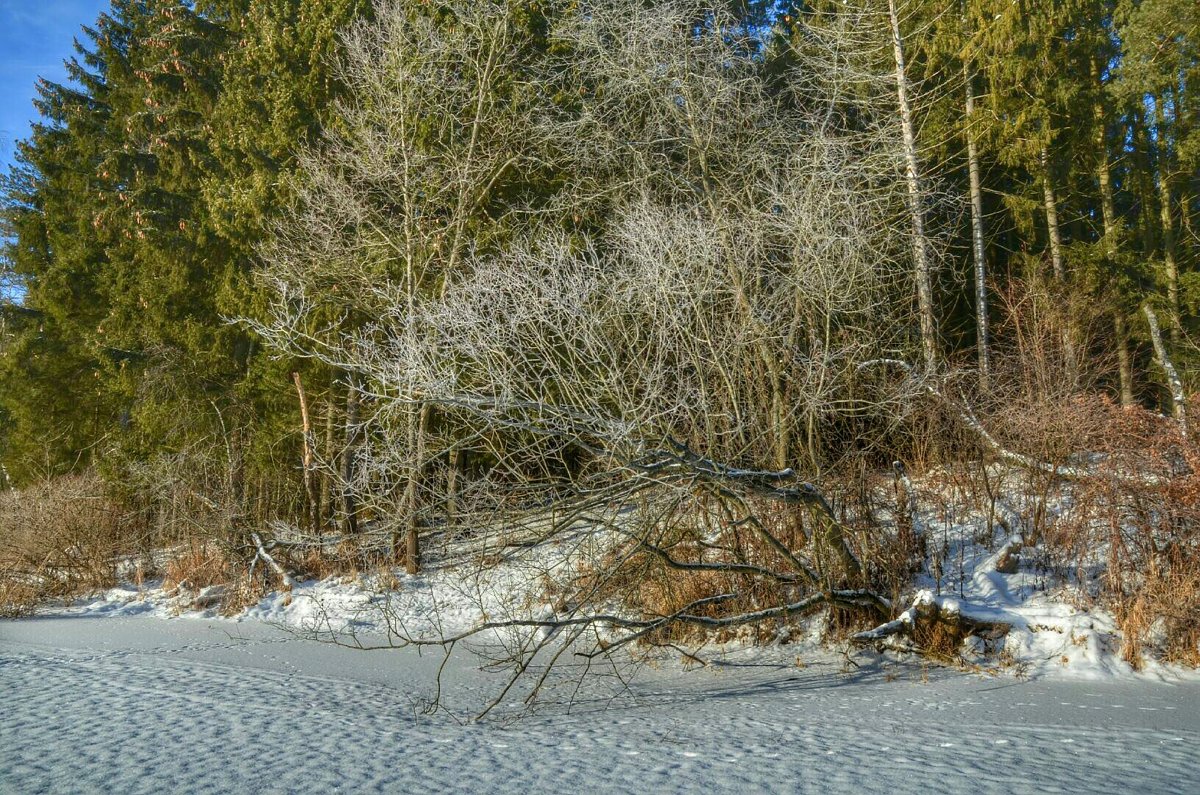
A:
[887,0,939,373]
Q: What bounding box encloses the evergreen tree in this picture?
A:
[0,10,132,479]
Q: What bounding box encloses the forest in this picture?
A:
[0,0,1198,683]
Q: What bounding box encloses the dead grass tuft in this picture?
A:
[162,543,233,592]
[911,618,969,662]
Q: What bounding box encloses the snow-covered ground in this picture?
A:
[4,468,1199,793]
[2,613,1198,794]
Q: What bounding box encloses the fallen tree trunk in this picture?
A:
[250,532,295,591]
[857,358,1170,484]
[851,589,1011,653]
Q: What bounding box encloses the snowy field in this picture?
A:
[3,613,1198,794]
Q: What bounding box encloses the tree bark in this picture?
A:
[889,0,938,372]
[292,371,320,536]
[321,390,335,529]
[1155,99,1180,344]
[447,447,460,524]
[1040,147,1066,282]
[400,402,431,574]
[1115,314,1136,408]
[1143,304,1188,436]
[341,375,360,535]
[1039,146,1080,385]
[964,63,989,387]
[1093,63,1134,407]
[1131,107,1159,255]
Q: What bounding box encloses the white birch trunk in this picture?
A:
[964,64,988,386]
[889,0,937,372]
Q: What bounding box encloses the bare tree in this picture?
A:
[255,1,561,570]
[250,0,934,714]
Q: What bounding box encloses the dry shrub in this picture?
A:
[972,276,1110,466]
[893,390,975,474]
[989,275,1102,402]
[930,330,1200,669]
[570,487,888,646]
[272,536,398,583]
[0,578,39,618]
[1118,570,1200,667]
[890,275,1200,667]
[163,542,301,614]
[1106,430,1200,667]
[162,542,233,592]
[287,548,347,582]
[0,472,131,616]
[911,617,970,661]
[1034,399,1200,667]
[218,577,270,616]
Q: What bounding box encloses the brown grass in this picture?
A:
[911,618,969,662]
[916,277,1200,668]
[162,543,233,592]
[1000,396,1200,668]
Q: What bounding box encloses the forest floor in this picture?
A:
[3,610,1199,794]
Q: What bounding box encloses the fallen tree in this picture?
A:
[851,589,1011,655]
[296,441,898,719]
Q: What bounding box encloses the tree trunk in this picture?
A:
[400,402,431,574]
[1115,314,1136,408]
[341,375,360,535]
[964,62,988,387]
[888,0,937,372]
[447,447,460,524]
[1130,108,1159,255]
[1143,304,1188,435]
[1040,147,1066,282]
[321,390,335,530]
[1039,146,1080,386]
[1093,62,1134,407]
[292,371,320,536]
[1155,99,1180,344]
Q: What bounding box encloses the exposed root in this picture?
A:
[851,590,1011,657]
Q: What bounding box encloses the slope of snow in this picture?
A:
[65,513,1191,686]
[2,616,1198,794]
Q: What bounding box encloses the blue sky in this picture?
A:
[0,1,110,173]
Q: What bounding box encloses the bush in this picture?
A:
[0,472,135,616]
[1001,396,1200,667]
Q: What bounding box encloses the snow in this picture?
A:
[5,467,1199,791]
[3,615,1198,794]
[44,484,1197,684]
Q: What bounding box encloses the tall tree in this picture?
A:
[887,0,939,373]
[0,8,133,479]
